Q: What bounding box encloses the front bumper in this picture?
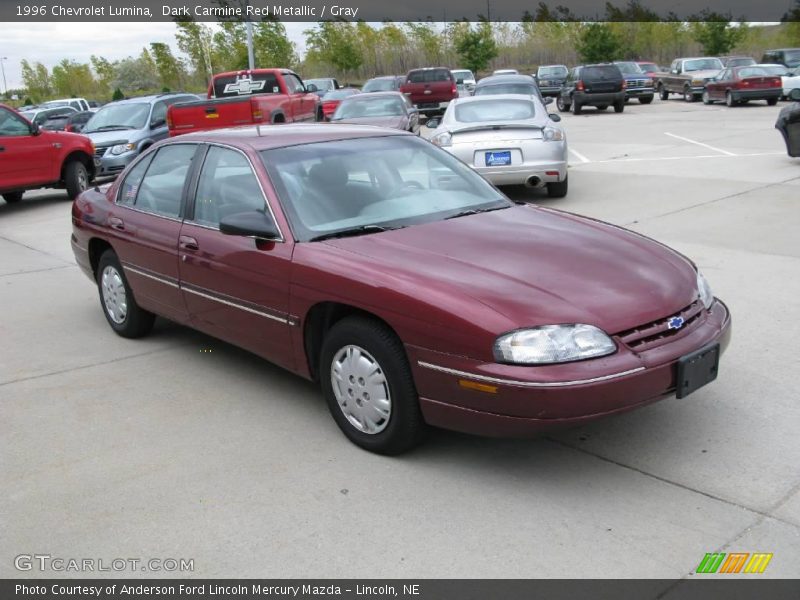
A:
[626,87,654,98]
[407,299,731,437]
[539,85,563,97]
[95,150,137,177]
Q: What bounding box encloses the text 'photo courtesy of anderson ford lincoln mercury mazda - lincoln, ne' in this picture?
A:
[70,123,731,455]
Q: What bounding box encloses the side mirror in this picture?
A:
[305,84,318,93]
[151,118,166,129]
[548,113,561,122]
[671,69,679,75]
[425,117,440,128]
[544,97,554,105]
[30,122,41,136]
[790,88,800,101]
[220,211,280,240]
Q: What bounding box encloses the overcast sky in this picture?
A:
[0,21,312,91]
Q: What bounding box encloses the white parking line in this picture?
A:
[664,132,737,156]
[569,148,591,163]
[572,152,784,165]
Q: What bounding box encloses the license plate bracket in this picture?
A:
[676,343,720,399]
[485,151,511,166]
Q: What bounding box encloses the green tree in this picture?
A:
[150,42,185,91]
[112,55,159,94]
[576,23,623,63]
[689,13,748,56]
[453,21,498,74]
[51,59,96,97]
[254,21,298,68]
[90,55,116,97]
[175,20,214,86]
[405,22,442,66]
[20,60,51,101]
[112,88,124,101]
[304,21,363,77]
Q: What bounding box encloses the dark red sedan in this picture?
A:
[702,65,783,106]
[71,125,731,454]
[320,88,360,121]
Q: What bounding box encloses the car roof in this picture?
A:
[173,123,409,151]
[452,93,540,105]
[367,75,402,80]
[477,74,537,85]
[343,91,406,100]
[110,93,195,105]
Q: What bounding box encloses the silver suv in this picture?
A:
[83,93,199,177]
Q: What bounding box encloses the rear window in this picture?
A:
[407,70,452,84]
[454,99,535,123]
[212,73,280,98]
[738,66,786,77]
[474,83,537,96]
[582,66,622,79]
[614,62,642,75]
[363,78,397,92]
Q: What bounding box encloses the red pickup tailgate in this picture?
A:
[167,97,262,136]
[400,69,457,106]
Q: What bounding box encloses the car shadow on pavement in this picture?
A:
[0,191,70,214]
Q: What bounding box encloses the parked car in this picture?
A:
[781,67,800,100]
[64,111,95,134]
[775,89,800,156]
[167,69,321,137]
[474,74,545,103]
[492,69,519,76]
[702,65,782,106]
[330,92,420,134]
[557,64,627,114]
[362,76,405,93]
[451,69,477,94]
[428,94,568,197]
[654,57,724,102]
[0,103,96,204]
[635,61,662,78]
[320,88,360,121]
[85,92,199,177]
[534,65,569,97]
[19,105,77,127]
[41,112,76,131]
[761,48,800,69]
[721,56,756,68]
[613,61,655,104]
[304,78,341,94]
[41,97,92,112]
[70,124,730,454]
[399,67,458,116]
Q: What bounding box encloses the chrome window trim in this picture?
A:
[122,264,179,288]
[417,361,645,388]
[182,285,289,325]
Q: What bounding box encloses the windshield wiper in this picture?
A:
[90,125,135,131]
[309,224,402,242]
[444,205,510,220]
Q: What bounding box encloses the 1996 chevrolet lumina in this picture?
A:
[71,124,731,454]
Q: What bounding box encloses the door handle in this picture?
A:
[0,146,5,152]
[179,235,199,251]
[108,216,125,231]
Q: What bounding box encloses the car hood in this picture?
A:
[333,116,406,129]
[322,205,698,334]
[83,129,138,145]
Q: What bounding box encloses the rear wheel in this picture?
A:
[315,107,324,122]
[702,90,713,105]
[613,101,625,113]
[556,96,570,112]
[767,97,779,106]
[96,250,155,338]
[571,100,582,115]
[547,176,568,198]
[658,84,669,100]
[64,160,89,200]
[2,191,23,204]
[683,87,696,102]
[725,91,736,107]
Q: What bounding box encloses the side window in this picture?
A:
[192,146,266,228]
[150,102,167,127]
[134,144,197,218]
[0,109,32,136]
[285,74,305,93]
[117,153,154,206]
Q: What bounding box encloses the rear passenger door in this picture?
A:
[178,144,295,370]
[111,143,199,323]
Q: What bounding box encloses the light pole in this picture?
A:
[0,57,7,98]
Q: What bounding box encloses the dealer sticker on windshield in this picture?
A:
[485,151,511,166]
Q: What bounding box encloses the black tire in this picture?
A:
[639,96,653,104]
[684,87,696,102]
[702,90,713,105]
[96,250,155,338]
[315,107,324,122]
[64,160,89,200]
[597,105,609,111]
[767,97,778,106]
[2,191,23,204]
[320,316,425,455]
[547,176,568,198]
[658,84,669,101]
[725,91,736,107]
[571,100,582,115]
[556,96,570,112]
[613,101,625,113]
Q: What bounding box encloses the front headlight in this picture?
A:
[493,324,616,365]
[110,143,136,155]
[542,126,564,141]
[697,271,714,310]
[645,78,654,86]
[431,131,452,147]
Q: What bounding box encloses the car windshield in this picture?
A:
[685,58,724,72]
[615,62,643,75]
[306,79,335,92]
[323,89,358,100]
[84,103,149,132]
[454,99,535,122]
[538,66,568,77]
[638,63,658,72]
[363,78,396,92]
[785,50,800,66]
[727,58,755,67]
[474,83,537,96]
[333,97,405,119]
[260,135,509,242]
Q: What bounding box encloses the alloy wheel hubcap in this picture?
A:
[331,345,391,434]
[101,266,127,324]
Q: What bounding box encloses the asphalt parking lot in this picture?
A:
[2,98,799,582]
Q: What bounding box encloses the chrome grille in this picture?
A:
[616,300,705,351]
[94,145,110,158]
[627,79,648,88]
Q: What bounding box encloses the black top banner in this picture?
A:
[0,0,799,22]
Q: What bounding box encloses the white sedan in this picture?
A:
[427,94,569,197]
[783,68,800,99]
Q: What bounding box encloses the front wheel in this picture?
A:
[320,317,425,455]
[64,160,89,200]
[639,96,653,104]
[658,84,669,101]
[315,107,324,122]
[684,87,696,102]
[96,250,155,338]
[2,191,23,204]
[556,96,570,112]
[547,176,568,198]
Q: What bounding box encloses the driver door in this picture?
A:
[0,108,53,188]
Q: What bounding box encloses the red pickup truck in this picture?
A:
[399,67,459,116]
[167,69,322,136]
[0,103,96,204]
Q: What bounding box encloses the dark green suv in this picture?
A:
[556,64,626,115]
